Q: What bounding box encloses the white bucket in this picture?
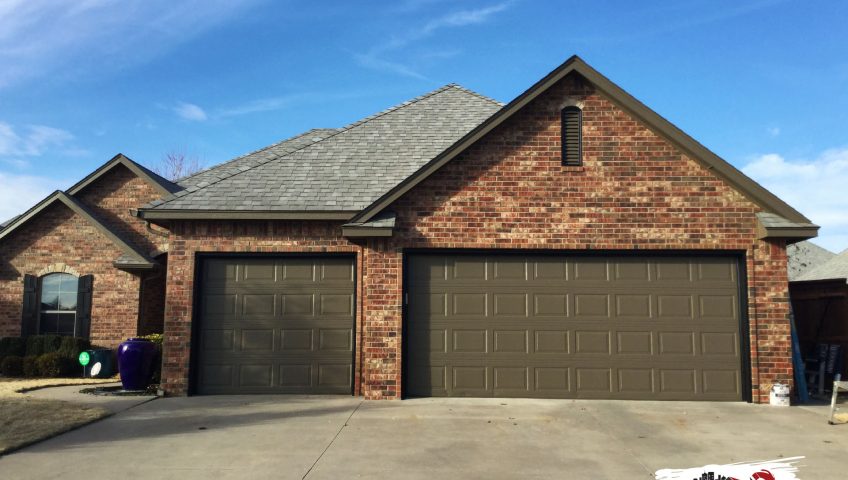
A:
[770,383,791,407]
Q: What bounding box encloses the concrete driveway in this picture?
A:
[0,395,844,479]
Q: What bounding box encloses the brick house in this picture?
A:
[0,57,817,402]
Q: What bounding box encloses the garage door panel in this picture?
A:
[196,256,354,395]
[406,254,742,401]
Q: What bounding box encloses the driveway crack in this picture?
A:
[302,400,363,479]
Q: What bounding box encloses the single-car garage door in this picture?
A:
[406,254,744,400]
[195,256,355,394]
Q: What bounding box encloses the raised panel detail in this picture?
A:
[494,330,527,353]
[240,365,272,387]
[453,259,486,280]
[281,329,312,351]
[201,365,233,386]
[577,368,611,392]
[279,365,311,387]
[534,261,566,280]
[617,332,652,354]
[615,261,649,280]
[321,261,353,281]
[535,331,568,353]
[318,364,351,387]
[204,294,236,315]
[242,262,275,281]
[700,296,736,319]
[616,295,651,318]
[494,294,527,316]
[658,295,693,318]
[576,331,610,354]
[241,329,274,351]
[659,332,695,355]
[535,368,569,391]
[453,330,487,353]
[660,370,696,393]
[703,370,739,394]
[454,367,487,390]
[656,260,690,281]
[411,293,447,317]
[574,260,608,281]
[701,332,738,355]
[494,367,528,390]
[283,294,313,316]
[494,260,527,280]
[319,329,352,351]
[534,294,567,316]
[205,261,236,281]
[453,294,487,316]
[243,294,275,316]
[282,261,314,281]
[320,294,353,315]
[575,294,609,317]
[618,369,653,393]
[698,261,734,281]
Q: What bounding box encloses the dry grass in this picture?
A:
[0,377,117,455]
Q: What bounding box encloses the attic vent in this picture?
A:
[561,106,582,166]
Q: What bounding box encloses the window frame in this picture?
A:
[37,273,79,337]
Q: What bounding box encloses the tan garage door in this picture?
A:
[195,256,355,394]
[406,254,744,400]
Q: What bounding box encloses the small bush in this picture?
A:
[36,352,75,377]
[0,337,26,358]
[139,334,163,384]
[58,336,91,360]
[22,355,39,377]
[0,355,24,377]
[42,335,63,354]
[26,336,44,356]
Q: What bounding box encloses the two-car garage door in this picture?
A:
[405,254,744,401]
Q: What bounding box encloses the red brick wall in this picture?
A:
[0,203,141,346]
[160,221,363,395]
[160,73,792,403]
[358,74,791,402]
[0,165,169,347]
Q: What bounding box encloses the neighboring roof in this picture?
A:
[67,153,181,197]
[139,84,502,220]
[787,241,836,281]
[795,249,848,282]
[0,215,20,231]
[0,191,155,269]
[350,55,815,234]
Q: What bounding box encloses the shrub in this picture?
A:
[22,355,39,377]
[42,335,63,354]
[137,334,163,384]
[36,352,75,377]
[26,336,44,356]
[0,337,26,358]
[0,355,24,377]
[58,337,91,360]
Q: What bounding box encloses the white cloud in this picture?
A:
[174,102,208,121]
[0,171,67,223]
[742,148,848,251]
[0,122,74,159]
[0,0,258,88]
[356,2,513,79]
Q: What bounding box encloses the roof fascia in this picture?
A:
[137,210,357,221]
[67,154,179,198]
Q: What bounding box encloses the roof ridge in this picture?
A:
[175,128,337,184]
[447,83,504,107]
[154,85,473,208]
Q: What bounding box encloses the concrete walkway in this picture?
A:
[0,396,844,479]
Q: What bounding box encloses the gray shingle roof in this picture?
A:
[757,212,814,229]
[787,241,835,281]
[795,248,848,282]
[146,84,502,212]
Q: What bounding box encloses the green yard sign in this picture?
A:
[78,351,90,366]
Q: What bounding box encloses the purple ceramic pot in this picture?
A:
[118,338,157,390]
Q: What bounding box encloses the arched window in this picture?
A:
[39,273,79,336]
[561,106,583,166]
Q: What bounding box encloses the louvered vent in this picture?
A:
[561,106,582,166]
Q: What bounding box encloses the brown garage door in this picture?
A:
[406,254,744,400]
[195,256,355,394]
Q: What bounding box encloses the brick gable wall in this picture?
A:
[0,165,169,346]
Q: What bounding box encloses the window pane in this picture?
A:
[59,275,79,293]
[58,292,77,311]
[40,313,59,334]
[40,292,59,310]
[56,313,76,336]
[41,274,62,292]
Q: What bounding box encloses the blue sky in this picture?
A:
[1,0,846,250]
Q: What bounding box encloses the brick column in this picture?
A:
[362,238,403,399]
